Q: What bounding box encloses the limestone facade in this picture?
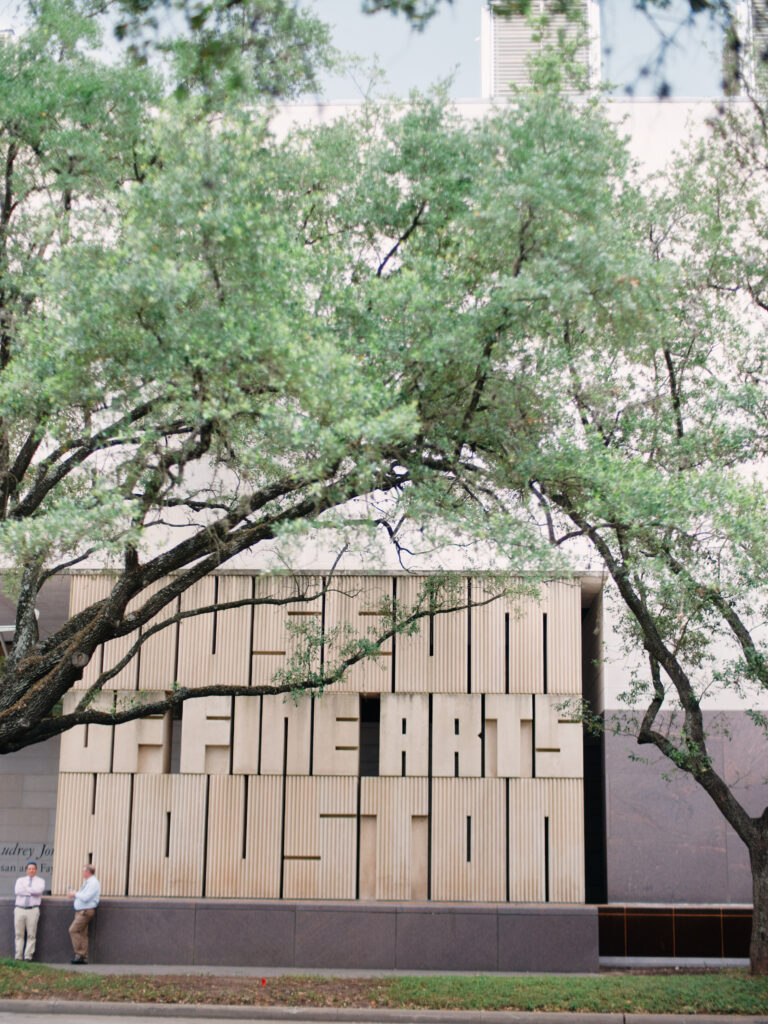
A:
[52,573,588,902]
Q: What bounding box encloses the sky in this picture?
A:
[310,0,726,101]
[0,0,729,99]
[311,0,482,99]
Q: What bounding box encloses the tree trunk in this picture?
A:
[750,838,768,974]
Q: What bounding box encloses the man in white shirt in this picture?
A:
[67,864,101,965]
[14,861,45,961]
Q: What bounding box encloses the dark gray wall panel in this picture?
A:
[294,904,396,968]
[0,897,598,972]
[194,903,295,966]
[395,905,499,970]
[94,900,196,964]
[604,710,766,904]
[0,736,60,896]
[498,905,598,972]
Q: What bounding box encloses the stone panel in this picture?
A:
[294,905,396,968]
[232,696,261,774]
[128,775,207,897]
[251,575,324,687]
[484,694,533,778]
[177,576,252,689]
[603,713,754,904]
[533,693,583,778]
[0,898,73,962]
[324,576,393,693]
[360,778,429,900]
[194,902,295,965]
[112,692,172,774]
[431,779,505,902]
[395,906,498,970]
[0,737,59,897]
[51,774,131,897]
[91,898,196,964]
[432,695,482,778]
[179,696,233,774]
[58,692,113,773]
[312,693,360,775]
[508,779,584,903]
[498,905,598,972]
[205,776,282,898]
[379,694,429,777]
[260,694,311,775]
[394,576,468,693]
[282,777,357,900]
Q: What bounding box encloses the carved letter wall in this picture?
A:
[53,574,588,903]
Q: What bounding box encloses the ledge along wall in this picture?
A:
[0,896,599,970]
[45,572,600,970]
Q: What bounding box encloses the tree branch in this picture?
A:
[12,581,514,749]
[376,200,427,277]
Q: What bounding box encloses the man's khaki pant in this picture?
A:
[14,906,40,960]
[68,908,95,958]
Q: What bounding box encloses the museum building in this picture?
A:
[1,0,766,971]
[36,572,596,969]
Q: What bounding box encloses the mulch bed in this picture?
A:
[3,972,396,1006]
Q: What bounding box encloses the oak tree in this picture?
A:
[0,3,641,753]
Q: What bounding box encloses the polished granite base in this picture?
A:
[0,898,598,972]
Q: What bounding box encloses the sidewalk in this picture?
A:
[39,964,593,978]
[33,957,751,977]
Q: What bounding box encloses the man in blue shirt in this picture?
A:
[67,864,101,964]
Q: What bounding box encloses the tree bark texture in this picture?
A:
[750,839,768,974]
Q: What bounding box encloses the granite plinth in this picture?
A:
[0,898,598,971]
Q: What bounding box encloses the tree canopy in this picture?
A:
[0,0,653,754]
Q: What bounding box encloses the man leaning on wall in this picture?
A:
[13,861,44,961]
[67,864,100,965]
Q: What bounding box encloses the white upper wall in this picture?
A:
[270,93,721,176]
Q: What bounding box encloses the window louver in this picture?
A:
[491,0,588,97]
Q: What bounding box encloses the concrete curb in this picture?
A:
[0,1002,766,1024]
[0,1003,619,1022]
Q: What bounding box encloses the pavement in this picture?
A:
[27,958,751,977]
[15,964,588,978]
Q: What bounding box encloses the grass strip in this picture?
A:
[1,960,767,1014]
[387,974,768,1014]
